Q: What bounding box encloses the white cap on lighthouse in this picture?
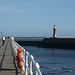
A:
[53,25,57,30]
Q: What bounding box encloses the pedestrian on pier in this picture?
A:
[2,35,5,45]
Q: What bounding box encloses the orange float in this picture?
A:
[16,48,22,69]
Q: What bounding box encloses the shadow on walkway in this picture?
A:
[0,40,18,75]
[0,44,2,48]
[0,41,8,70]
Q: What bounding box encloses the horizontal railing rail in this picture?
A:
[11,37,42,75]
[14,37,45,41]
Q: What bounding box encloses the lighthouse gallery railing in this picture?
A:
[11,37,42,75]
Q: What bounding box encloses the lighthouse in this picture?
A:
[53,25,57,38]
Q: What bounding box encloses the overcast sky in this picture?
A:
[0,0,75,37]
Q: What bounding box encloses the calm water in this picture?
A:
[23,46,75,75]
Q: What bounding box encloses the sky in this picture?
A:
[0,0,75,37]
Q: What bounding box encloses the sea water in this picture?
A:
[23,46,75,75]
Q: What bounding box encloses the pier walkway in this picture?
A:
[0,39,21,75]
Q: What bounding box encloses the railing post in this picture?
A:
[30,55,34,75]
[33,62,40,75]
[22,48,25,74]
[25,52,29,75]
[36,63,40,75]
[36,71,38,75]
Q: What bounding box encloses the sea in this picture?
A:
[23,46,75,75]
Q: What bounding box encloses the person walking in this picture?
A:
[2,35,5,45]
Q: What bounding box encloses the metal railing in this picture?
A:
[14,37,44,41]
[11,37,42,75]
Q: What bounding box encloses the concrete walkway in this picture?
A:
[0,39,22,75]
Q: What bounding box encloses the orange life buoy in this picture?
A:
[16,48,22,69]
